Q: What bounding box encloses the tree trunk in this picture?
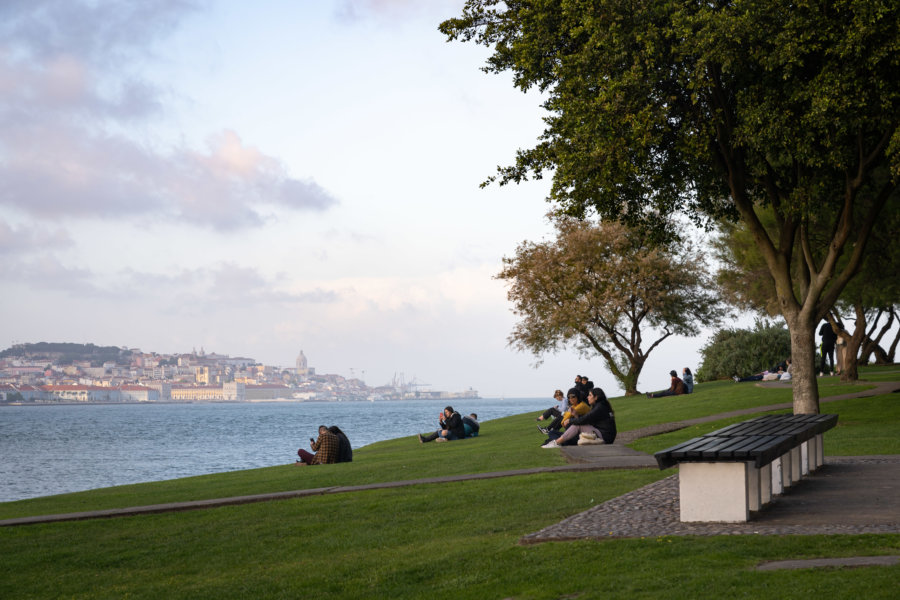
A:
[786,316,820,414]
[838,305,867,382]
[621,362,641,396]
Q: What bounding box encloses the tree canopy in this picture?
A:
[496,217,724,395]
[442,0,900,413]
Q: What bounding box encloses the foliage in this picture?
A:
[496,216,725,394]
[714,198,900,380]
[441,0,900,414]
[0,342,132,365]
[696,321,792,382]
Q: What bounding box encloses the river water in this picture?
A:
[0,398,548,502]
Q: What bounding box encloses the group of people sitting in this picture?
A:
[418,407,480,443]
[733,358,793,382]
[296,425,353,466]
[535,374,617,448]
[646,368,694,398]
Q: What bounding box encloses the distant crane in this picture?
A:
[390,372,430,398]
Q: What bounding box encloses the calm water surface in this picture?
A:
[0,398,548,502]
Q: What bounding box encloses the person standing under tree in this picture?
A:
[819,321,837,376]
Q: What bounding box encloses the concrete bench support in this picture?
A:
[815,433,824,468]
[679,462,750,522]
[759,463,772,507]
[655,414,838,523]
[780,452,792,490]
[801,441,810,476]
[790,446,802,482]
[771,458,783,495]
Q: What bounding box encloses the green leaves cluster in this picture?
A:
[442,0,900,413]
[696,320,792,382]
[496,216,725,394]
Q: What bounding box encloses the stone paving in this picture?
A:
[521,456,900,543]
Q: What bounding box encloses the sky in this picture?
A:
[0,0,727,398]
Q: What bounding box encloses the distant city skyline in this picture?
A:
[0,1,720,398]
[0,341,482,403]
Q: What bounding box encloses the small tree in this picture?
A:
[696,321,792,382]
[497,217,725,395]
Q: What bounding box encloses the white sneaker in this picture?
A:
[541,440,559,448]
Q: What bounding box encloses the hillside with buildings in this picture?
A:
[0,343,478,404]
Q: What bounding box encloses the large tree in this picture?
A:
[441,0,900,413]
[497,217,724,395]
[713,201,900,382]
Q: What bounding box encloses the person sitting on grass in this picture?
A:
[647,370,687,398]
[536,389,567,422]
[537,391,590,435]
[296,425,339,466]
[682,367,694,394]
[542,387,616,448]
[328,425,353,463]
[462,413,480,437]
[418,406,466,443]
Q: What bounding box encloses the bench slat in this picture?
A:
[654,414,837,470]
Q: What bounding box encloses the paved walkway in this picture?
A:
[521,456,900,543]
[3,380,899,535]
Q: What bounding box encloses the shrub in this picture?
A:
[696,320,792,381]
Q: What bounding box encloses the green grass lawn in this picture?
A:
[1,367,898,599]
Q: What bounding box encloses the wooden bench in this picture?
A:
[654,414,838,522]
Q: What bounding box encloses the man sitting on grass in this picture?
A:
[296,425,339,465]
[647,370,687,398]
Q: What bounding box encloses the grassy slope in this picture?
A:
[1,367,897,599]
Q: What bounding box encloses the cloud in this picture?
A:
[0,0,194,67]
[114,263,339,313]
[0,253,100,295]
[0,219,73,255]
[334,0,461,22]
[0,0,337,231]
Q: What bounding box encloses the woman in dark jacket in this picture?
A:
[542,388,616,448]
[418,406,466,442]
